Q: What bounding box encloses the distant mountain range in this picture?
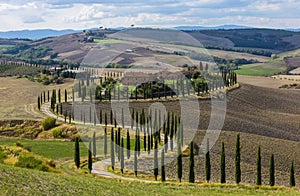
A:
[0,25,299,40]
[174,25,253,31]
[0,29,80,40]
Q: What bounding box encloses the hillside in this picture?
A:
[0,163,298,195]
[1,28,299,65]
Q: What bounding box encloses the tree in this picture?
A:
[104,127,107,157]
[88,141,92,173]
[220,142,226,184]
[205,139,211,183]
[235,133,241,184]
[256,145,262,185]
[111,127,115,170]
[127,129,130,159]
[120,137,124,174]
[177,125,182,182]
[65,89,67,102]
[290,161,295,187]
[92,132,96,158]
[74,136,80,169]
[161,149,166,182]
[37,96,41,110]
[154,139,158,180]
[269,154,275,186]
[58,89,61,103]
[189,141,195,183]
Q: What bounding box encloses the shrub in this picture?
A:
[42,117,56,130]
[52,128,63,138]
[15,142,23,147]
[15,155,49,171]
[0,147,7,163]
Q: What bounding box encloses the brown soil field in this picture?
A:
[65,83,300,142]
[238,75,300,88]
[163,130,300,187]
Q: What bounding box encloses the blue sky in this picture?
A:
[0,0,299,31]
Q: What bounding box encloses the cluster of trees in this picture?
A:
[79,130,297,187]
[204,45,273,57]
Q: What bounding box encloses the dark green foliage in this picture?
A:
[37,96,40,110]
[177,124,182,182]
[58,89,61,103]
[189,141,195,183]
[161,149,166,182]
[42,117,56,131]
[15,155,49,171]
[92,132,96,158]
[74,137,80,169]
[290,161,295,187]
[256,145,262,185]
[88,141,92,173]
[65,89,67,102]
[154,139,158,180]
[120,138,124,174]
[126,129,130,159]
[235,133,241,184]
[111,128,115,170]
[205,139,211,183]
[134,145,138,177]
[269,154,275,186]
[220,142,226,184]
[104,127,107,157]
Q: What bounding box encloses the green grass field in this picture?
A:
[0,138,88,160]
[235,60,286,76]
[1,163,299,195]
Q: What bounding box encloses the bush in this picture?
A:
[15,155,49,171]
[0,147,7,163]
[42,117,56,130]
[52,128,63,138]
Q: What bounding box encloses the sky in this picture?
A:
[0,0,299,31]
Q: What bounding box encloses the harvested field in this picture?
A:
[164,130,300,187]
[64,83,300,142]
[238,75,300,89]
[0,77,74,120]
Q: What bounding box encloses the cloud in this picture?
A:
[0,0,299,31]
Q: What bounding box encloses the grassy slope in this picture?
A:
[0,163,298,196]
[0,138,88,159]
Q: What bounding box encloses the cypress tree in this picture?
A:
[177,129,182,182]
[111,127,115,170]
[92,132,96,158]
[74,137,80,169]
[220,142,226,183]
[47,90,50,102]
[154,138,158,180]
[65,89,67,102]
[100,110,102,124]
[88,141,92,173]
[43,91,46,102]
[235,133,241,184]
[37,96,41,110]
[290,161,295,187]
[72,88,74,103]
[189,141,195,183]
[120,137,124,174]
[161,149,166,182]
[256,145,262,185]
[205,139,211,183]
[127,129,130,159]
[134,150,138,177]
[269,154,275,186]
[58,89,61,103]
[104,127,107,157]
